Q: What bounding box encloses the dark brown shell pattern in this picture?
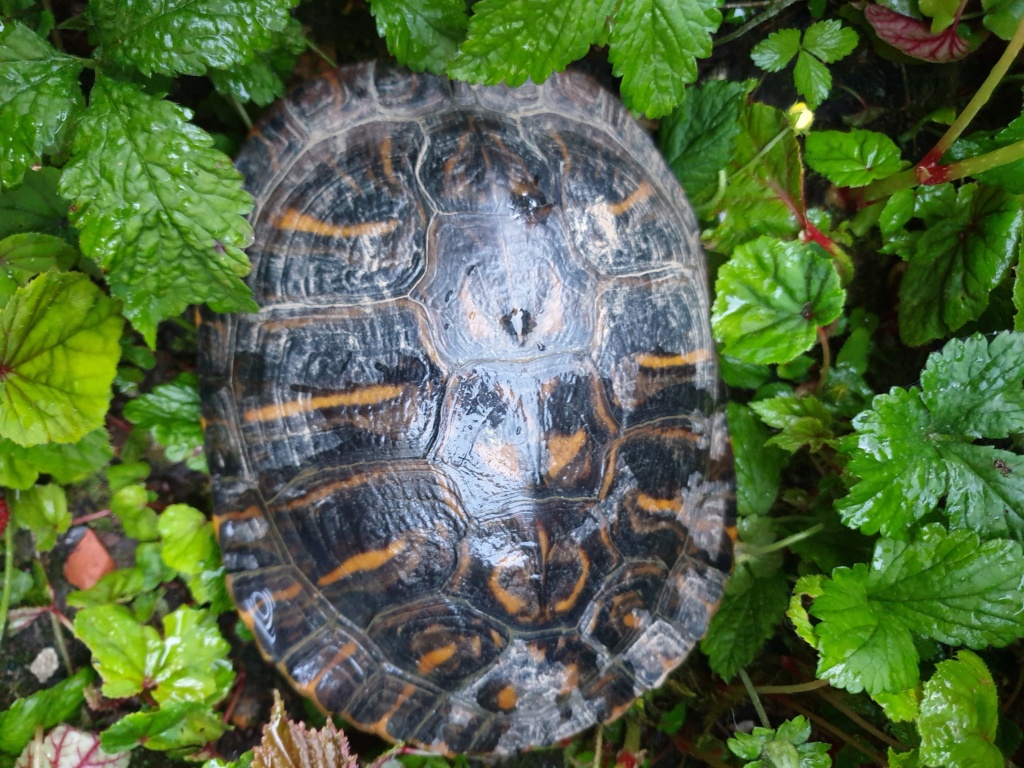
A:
[198,62,735,756]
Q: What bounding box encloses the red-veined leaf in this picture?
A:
[865,5,971,62]
[15,726,129,768]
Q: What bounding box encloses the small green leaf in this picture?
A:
[793,50,831,108]
[74,604,162,699]
[449,0,610,86]
[0,21,84,189]
[0,429,112,490]
[101,702,228,753]
[151,606,235,706]
[712,237,845,364]
[804,129,903,188]
[68,542,166,608]
[0,167,69,240]
[110,483,160,542]
[608,0,721,117]
[158,504,216,576]
[208,17,306,106]
[370,0,468,74]
[0,272,122,446]
[887,748,921,768]
[920,0,960,31]
[60,76,256,346]
[88,0,297,76]
[750,28,801,72]
[982,0,1024,39]
[727,402,786,516]
[872,688,921,722]
[727,716,831,768]
[801,19,859,62]
[0,233,78,306]
[0,669,94,755]
[658,79,748,209]
[123,373,206,472]
[9,483,68,552]
[750,394,834,452]
[919,651,1003,768]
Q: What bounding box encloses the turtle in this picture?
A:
[198,61,735,756]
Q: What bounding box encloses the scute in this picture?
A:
[198,60,734,756]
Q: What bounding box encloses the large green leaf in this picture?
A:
[60,76,256,345]
[371,0,468,74]
[0,272,122,446]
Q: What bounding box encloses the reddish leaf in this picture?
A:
[15,726,130,768]
[0,497,8,536]
[865,4,971,62]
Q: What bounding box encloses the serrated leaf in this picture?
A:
[0,669,94,755]
[0,272,122,446]
[895,185,1022,346]
[608,0,721,117]
[88,0,297,77]
[449,0,611,87]
[152,606,234,706]
[73,604,162,699]
[750,394,834,452]
[252,691,358,768]
[712,237,845,364]
[789,574,825,648]
[59,76,256,346]
[919,652,1003,768]
[872,688,920,722]
[793,50,831,108]
[0,233,78,306]
[809,526,1024,695]
[802,19,858,62]
[100,703,227,753]
[370,0,468,74]
[208,17,306,106]
[864,4,971,61]
[658,79,747,209]
[940,444,1024,540]
[804,129,903,188]
[727,716,830,768]
[15,726,129,768]
[727,402,786,516]
[158,504,216,576]
[9,483,68,552]
[0,21,84,189]
[0,168,69,240]
[887,748,921,768]
[750,28,801,72]
[123,373,206,472]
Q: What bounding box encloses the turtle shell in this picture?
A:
[199,61,734,756]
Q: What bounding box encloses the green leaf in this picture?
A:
[887,184,1023,346]
[982,0,1024,39]
[0,669,94,755]
[110,483,159,541]
[608,0,721,117]
[920,0,960,31]
[101,702,228,752]
[371,0,468,74]
[9,483,68,552]
[0,21,84,189]
[920,331,1024,438]
[872,688,921,723]
[0,429,112,490]
[919,651,1003,768]
[123,373,206,472]
[727,402,786,516]
[712,237,845,364]
[940,443,1024,541]
[0,233,78,306]
[88,0,297,76]
[151,606,234,706]
[809,526,1024,694]
[449,0,611,87]
[750,28,801,71]
[208,17,306,106]
[0,271,122,447]
[887,748,921,768]
[59,76,256,346]
[67,542,167,607]
[750,394,834,452]
[804,129,903,188]
[74,604,162,699]
[801,19,859,62]
[727,716,831,768]
[658,79,747,209]
[158,504,216,576]
[793,49,831,108]
[0,167,69,240]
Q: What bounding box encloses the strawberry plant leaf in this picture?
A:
[0,21,84,189]
[158,504,216,577]
[0,430,112,491]
[448,0,611,87]
[750,28,801,72]
[750,394,834,452]
[864,4,971,62]
[87,0,297,77]
[60,76,256,346]
[938,444,1024,542]
[9,483,69,552]
[0,272,122,446]
[658,79,747,210]
[608,0,721,117]
[727,402,786,516]
[100,702,228,753]
[793,50,831,108]
[884,184,1022,346]
[918,651,1003,768]
[123,373,206,472]
[727,716,831,768]
[0,168,69,240]
[0,233,79,306]
[14,726,129,768]
[0,669,94,756]
[73,604,162,699]
[801,19,858,62]
[370,0,468,74]
[712,237,845,365]
[887,749,921,768]
[208,17,306,106]
[804,129,903,188]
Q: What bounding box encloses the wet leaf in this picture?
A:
[0,430,112,491]
[9,483,68,552]
[370,0,468,74]
[124,373,206,472]
[727,402,786,516]
[158,504,216,576]
[0,670,94,755]
[0,168,68,240]
[804,129,903,188]
[208,17,306,106]
[15,726,128,768]
[750,394,835,452]
[101,702,227,752]
[0,233,78,306]
[73,604,162,699]
[727,716,831,767]
[864,4,971,62]
[252,691,358,768]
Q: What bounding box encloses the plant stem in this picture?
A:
[306,39,338,68]
[0,519,12,649]
[593,725,603,768]
[230,96,253,131]
[815,688,910,751]
[754,680,831,694]
[49,610,74,675]
[716,0,802,45]
[736,523,825,562]
[731,127,790,183]
[739,669,772,728]
[817,326,831,390]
